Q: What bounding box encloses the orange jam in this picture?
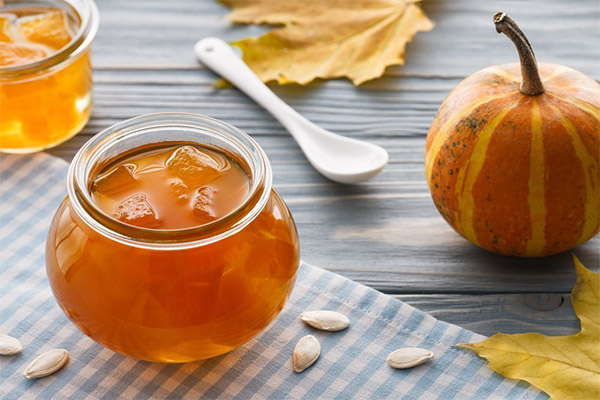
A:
[91,145,251,229]
[46,115,300,362]
[0,8,75,67]
[0,1,98,153]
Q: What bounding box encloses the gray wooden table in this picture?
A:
[49,0,600,337]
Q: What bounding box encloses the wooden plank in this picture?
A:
[396,293,579,337]
[47,70,454,159]
[89,0,600,79]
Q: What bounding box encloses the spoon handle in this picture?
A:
[195,38,306,134]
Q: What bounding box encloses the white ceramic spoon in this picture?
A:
[194,37,388,184]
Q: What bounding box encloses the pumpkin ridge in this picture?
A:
[544,93,600,122]
[525,98,547,256]
[456,66,519,99]
[468,99,534,255]
[425,92,513,184]
[455,102,519,245]
[544,64,576,81]
[548,104,600,247]
[484,66,519,83]
[541,95,600,164]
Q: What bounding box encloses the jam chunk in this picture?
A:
[0,10,74,67]
[166,145,227,187]
[92,164,138,196]
[17,10,73,50]
[114,194,160,228]
[0,42,48,67]
[193,187,217,222]
[168,178,190,204]
[0,14,17,42]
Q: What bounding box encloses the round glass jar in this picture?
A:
[46,113,300,362]
[0,0,99,153]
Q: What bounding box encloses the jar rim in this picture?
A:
[68,113,274,250]
[0,0,99,77]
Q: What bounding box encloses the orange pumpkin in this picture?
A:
[425,13,599,257]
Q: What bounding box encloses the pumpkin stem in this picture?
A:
[494,12,545,96]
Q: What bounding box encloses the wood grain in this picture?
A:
[43,0,600,333]
[397,293,579,336]
[88,0,600,78]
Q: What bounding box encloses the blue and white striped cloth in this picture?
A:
[0,153,545,399]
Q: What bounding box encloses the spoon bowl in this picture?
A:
[194,37,388,184]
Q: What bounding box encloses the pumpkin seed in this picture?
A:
[24,349,69,379]
[387,348,434,369]
[0,334,22,355]
[293,335,320,373]
[300,310,350,332]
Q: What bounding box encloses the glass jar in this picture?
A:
[0,0,99,153]
[46,113,300,362]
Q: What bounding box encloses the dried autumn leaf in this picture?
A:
[220,0,434,85]
[459,255,600,400]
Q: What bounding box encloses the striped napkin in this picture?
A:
[0,153,545,399]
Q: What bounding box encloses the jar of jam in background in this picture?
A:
[46,113,300,362]
[0,0,99,153]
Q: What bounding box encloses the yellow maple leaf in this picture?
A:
[220,0,434,85]
[459,255,600,400]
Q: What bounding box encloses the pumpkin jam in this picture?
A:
[47,142,299,361]
[0,6,92,152]
[91,144,251,229]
